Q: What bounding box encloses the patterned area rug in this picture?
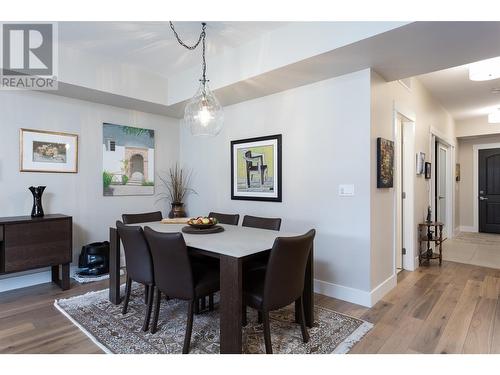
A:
[55,283,372,354]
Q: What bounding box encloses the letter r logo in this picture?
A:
[2,24,53,75]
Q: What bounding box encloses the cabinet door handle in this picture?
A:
[479,196,489,201]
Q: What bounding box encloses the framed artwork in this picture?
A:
[376,137,394,188]
[231,134,282,202]
[20,128,78,173]
[425,162,432,179]
[416,152,425,175]
[456,163,461,182]
[102,123,155,196]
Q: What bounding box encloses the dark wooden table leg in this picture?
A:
[109,227,121,305]
[296,245,314,327]
[219,255,243,354]
[51,263,70,290]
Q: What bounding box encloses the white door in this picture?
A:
[437,144,448,233]
[395,117,404,271]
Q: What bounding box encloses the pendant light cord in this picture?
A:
[169,22,208,83]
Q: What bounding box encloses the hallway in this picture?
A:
[444,232,500,269]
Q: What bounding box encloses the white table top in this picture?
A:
[134,222,301,258]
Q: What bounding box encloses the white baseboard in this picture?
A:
[314,279,371,307]
[459,226,477,233]
[314,274,397,308]
[370,274,397,306]
[0,270,51,293]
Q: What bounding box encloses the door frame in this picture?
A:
[472,142,500,232]
[430,129,456,239]
[393,105,416,272]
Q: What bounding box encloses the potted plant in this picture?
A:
[157,164,196,218]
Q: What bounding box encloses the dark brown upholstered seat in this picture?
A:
[208,212,240,225]
[144,227,220,354]
[242,215,281,231]
[122,211,163,224]
[242,215,282,277]
[116,221,155,332]
[121,211,162,302]
[243,229,316,354]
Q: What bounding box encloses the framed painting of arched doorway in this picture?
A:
[102,123,155,196]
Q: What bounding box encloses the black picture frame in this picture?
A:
[376,137,394,188]
[425,162,432,179]
[230,134,282,202]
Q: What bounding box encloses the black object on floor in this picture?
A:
[78,241,110,276]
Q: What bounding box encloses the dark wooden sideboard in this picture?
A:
[0,214,72,290]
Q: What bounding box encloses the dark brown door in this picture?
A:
[479,148,500,233]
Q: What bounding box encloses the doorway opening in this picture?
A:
[431,135,454,239]
[394,110,416,273]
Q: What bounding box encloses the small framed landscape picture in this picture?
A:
[231,134,282,202]
[376,137,394,188]
[20,128,78,173]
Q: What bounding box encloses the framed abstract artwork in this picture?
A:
[20,128,78,173]
[376,137,394,188]
[102,123,155,196]
[231,134,282,202]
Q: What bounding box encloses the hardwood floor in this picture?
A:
[0,260,499,353]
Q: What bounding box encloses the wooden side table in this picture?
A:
[418,221,445,266]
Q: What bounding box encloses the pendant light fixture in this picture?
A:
[170,22,223,136]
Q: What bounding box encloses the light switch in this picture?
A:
[339,184,355,196]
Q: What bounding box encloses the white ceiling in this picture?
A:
[417,60,500,121]
[58,21,287,78]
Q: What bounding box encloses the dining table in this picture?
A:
[108,222,314,354]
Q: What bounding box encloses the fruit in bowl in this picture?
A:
[187,216,218,229]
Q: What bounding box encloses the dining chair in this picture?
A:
[242,229,316,354]
[208,212,240,225]
[242,215,281,231]
[144,227,220,354]
[116,221,155,332]
[122,211,163,224]
[242,215,282,311]
[122,211,163,303]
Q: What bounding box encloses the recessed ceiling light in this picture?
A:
[469,56,500,81]
[488,108,500,123]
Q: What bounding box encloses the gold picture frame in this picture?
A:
[20,128,79,173]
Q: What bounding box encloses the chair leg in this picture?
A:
[151,287,162,334]
[194,299,200,314]
[208,294,214,311]
[183,300,195,354]
[200,296,207,311]
[122,277,132,315]
[297,297,310,343]
[142,284,154,332]
[242,304,247,327]
[262,311,273,354]
[144,284,149,304]
[258,311,263,324]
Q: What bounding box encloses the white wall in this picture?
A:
[456,117,500,138]
[180,69,373,305]
[370,73,456,289]
[0,90,179,289]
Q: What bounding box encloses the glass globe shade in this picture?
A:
[184,81,224,136]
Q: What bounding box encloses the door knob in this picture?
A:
[479,196,489,201]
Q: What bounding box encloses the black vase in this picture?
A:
[29,186,46,217]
